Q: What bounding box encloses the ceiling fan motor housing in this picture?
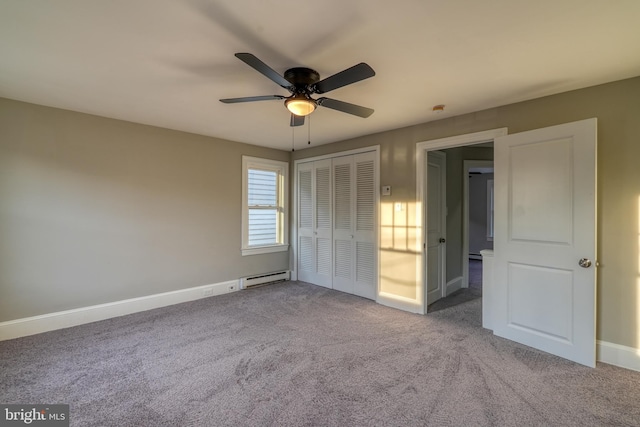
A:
[284,67,320,92]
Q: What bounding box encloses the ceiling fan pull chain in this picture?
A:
[291,126,295,152]
[308,115,311,145]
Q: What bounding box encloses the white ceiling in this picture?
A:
[1,1,639,151]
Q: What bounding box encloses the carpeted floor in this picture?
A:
[1,281,639,426]
[429,259,483,313]
[468,259,483,290]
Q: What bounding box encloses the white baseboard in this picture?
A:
[6,283,637,373]
[377,292,424,314]
[445,276,464,296]
[0,279,240,342]
[597,340,640,372]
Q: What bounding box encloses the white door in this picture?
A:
[352,152,377,300]
[297,162,315,284]
[332,155,354,294]
[426,151,447,306]
[313,159,333,288]
[493,118,597,367]
[297,159,332,287]
[332,152,377,300]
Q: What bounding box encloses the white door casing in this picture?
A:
[493,118,597,367]
[426,151,447,306]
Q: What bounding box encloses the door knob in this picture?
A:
[578,258,592,268]
[439,238,446,243]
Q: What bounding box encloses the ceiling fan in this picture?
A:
[220,53,375,127]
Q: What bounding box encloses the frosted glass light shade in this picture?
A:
[285,97,316,116]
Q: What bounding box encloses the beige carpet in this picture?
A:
[1,281,639,426]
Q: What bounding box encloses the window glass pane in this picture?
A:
[248,169,277,206]
[248,208,277,246]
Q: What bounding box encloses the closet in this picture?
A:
[296,150,377,300]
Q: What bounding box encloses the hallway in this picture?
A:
[428,259,482,313]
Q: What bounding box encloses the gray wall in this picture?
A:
[293,76,640,350]
[468,172,494,256]
[4,76,640,351]
[0,98,289,322]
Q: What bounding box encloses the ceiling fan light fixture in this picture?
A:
[220,53,375,126]
[285,95,316,116]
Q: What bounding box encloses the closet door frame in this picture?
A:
[292,146,380,298]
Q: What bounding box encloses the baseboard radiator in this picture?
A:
[240,271,290,289]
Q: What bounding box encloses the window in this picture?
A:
[487,179,494,241]
[242,156,288,256]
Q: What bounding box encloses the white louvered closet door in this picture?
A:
[353,152,377,299]
[332,156,354,294]
[297,162,315,284]
[332,152,377,300]
[314,159,333,288]
[297,159,332,287]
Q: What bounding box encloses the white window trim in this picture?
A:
[241,156,289,256]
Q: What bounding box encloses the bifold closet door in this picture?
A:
[297,159,332,288]
[332,152,377,300]
[332,156,354,294]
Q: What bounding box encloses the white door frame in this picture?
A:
[416,128,508,314]
[463,160,494,289]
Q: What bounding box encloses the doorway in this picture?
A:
[415,128,507,315]
[426,151,494,313]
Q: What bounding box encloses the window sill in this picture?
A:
[241,244,289,256]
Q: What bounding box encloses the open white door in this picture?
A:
[426,151,447,306]
[493,118,597,367]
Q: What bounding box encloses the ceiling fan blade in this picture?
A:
[314,63,375,94]
[235,53,292,90]
[290,114,305,127]
[317,98,374,118]
[220,95,285,103]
